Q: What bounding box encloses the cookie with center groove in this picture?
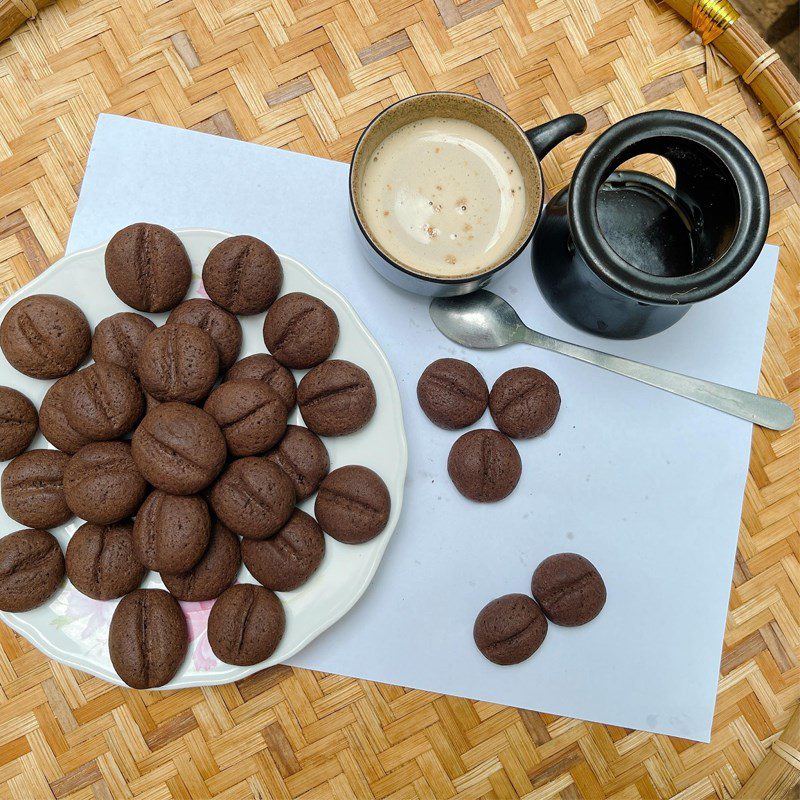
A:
[63,441,147,524]
[0,529,64,612]
[133,490,211,574]
[0,294,91,379]
[137,323,219,404]
[262,292,338,369]
[531,553,606,626]
[167,298,242,372]
[61,362,144,440]
[473,594,548,665]
[225,353,296,411]
[0,386,38,461]
[209,457,295,539]
[242,509,325,591]
[39,377,92,454]
[447,429,521,502]
[203,379,287,457]
[91,311,156,377]
[108,588,188,688]
[131,403,226,495]
[207,583,285,666]
[2,449,72,528]
[314,465,390,544]
[266,424,329,501]
[66,522,145,600]
[417,358,488,429]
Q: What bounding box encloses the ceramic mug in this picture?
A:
[349,92,586,296]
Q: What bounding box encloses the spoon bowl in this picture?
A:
[429,290,525,349]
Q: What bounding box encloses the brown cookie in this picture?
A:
[161,521,240,601]
[314,465,390,544]
[133,490,211,574]
[108,588,187,689]
[242,509,325,592]
[91,312,156,377]
[226,353,296,411]
[203,379,287,457]
[297,360,376,436]
[473,594,548,665]
[207,583,285,666]
[266,424,329,501]
[202,235,283,315]
[209,457,295,540]
[132,403,226,495]
[0,387,38,460]
[167,298,242,372]
[61,362,144,440]
[417,358,488,429]
[0,529,64,611]
[105,223,191,313]
[65,521,146,600]
[137,324,219,404]
[489,367,561,439]
[447,429,521,503]
[262,292,339,369]
[39,377,92,454]
[63,441,147,524]
[0,294,91,379]
[2,449,72,528]
[531,553,606,627]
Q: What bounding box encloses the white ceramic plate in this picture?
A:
[0,229,407,688]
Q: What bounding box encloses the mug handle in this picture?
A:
[526,114,587,160]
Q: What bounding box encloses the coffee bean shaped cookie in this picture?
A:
[161,521,240,601]
[209,457,295,540]
[63,442,147,525]
[62,362,144,440]
[167,298,242,372]
[207,583,285,666]
[133,491,211,574]
[473,594,548,665]
[226,353,296,411]
[0,387,38,460]
[109,588,188,689]
[314,466,390,544]
[39,377,92,454]
[132,403,226,495]
[417,358,488,429]
[0,529,64,611]
[0,294,91,379]
[266,424,329,501]
[2,449,72,528]
[263,292,339,369]
[137,324,219,404]
[203,379,287,457]
[202,235,283,315]
[65,521,146,600]
[298,360,376,436]
[242,509,325,592]
[447,429,521,503]
[105,223,191,312]
[489,367,560,439]
[531,553,606,626]
[92,312,156,377]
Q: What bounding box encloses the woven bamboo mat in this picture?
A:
[0,1,798,798]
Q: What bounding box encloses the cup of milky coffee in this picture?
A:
[350,92,586,295]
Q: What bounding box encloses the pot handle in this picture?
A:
[526,114,586,160]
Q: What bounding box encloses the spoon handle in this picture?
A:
[523,329,794,430]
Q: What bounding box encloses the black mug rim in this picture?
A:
[567,110,770,306]
[348,91,545,286]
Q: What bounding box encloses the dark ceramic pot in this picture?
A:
[350,92,586,296]
[531,110,770,338]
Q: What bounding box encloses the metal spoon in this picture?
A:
[429,290,794,430]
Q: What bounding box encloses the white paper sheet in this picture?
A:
[67,114,779,741]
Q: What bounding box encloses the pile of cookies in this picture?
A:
[0,222,391,688]
[417,357,560,501]
[416,358,606,665]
